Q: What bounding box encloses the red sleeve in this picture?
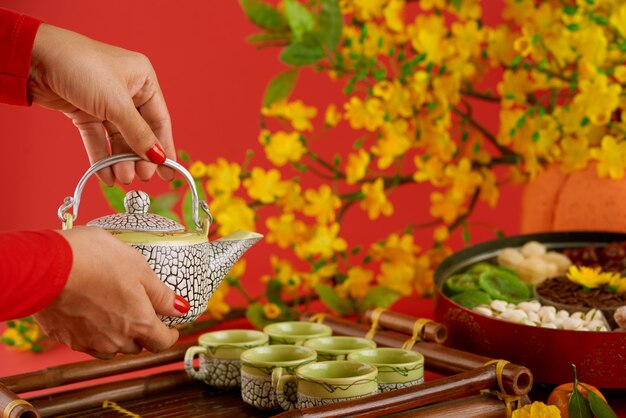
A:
[0,230,72,320]
[0,8,42,106]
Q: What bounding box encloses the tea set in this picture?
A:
[184,321,425,411]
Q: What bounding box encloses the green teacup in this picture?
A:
[263,321,332,345]
[240,344,317,410]
[184,329,268,389]
[347,348,425,392]
[275,360,378,410]
[304,336,377,361]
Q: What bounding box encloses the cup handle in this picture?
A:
[273,367,297,411]
[184,346,209,381]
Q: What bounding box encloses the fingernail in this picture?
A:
[173,294,190,314]
[146,142,166,164]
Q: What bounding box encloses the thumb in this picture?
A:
[142,274,190,318]
[109,99,167,164]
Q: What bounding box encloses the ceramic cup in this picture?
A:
[347,348,425,392]
[303,336,377,361]
[275,360,378,410]
[240,344,317,410]
[184,329,268,389]
[263,321,332,345]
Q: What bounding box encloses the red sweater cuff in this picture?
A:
[0,230,73,320]
[0,8,42,106]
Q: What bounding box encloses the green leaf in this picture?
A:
[588,391,617,418]
[150,193,180,212]
[569,365,593,418]
[263,68,299,107]
[359,286,401,312]
[266,280,284,305]
[240,0,288,31]
[314,284,354,316]
[284,0,315,41]
[450,0,462,11]
[318,0,342,50]
[280,41,325,66]
[246,31,290,44]
[566,23,581,31]
[182,179,207,229]
[510,56,523,68]
[178,150,190,162]
[100,183,126,213]
[246,303,273,329]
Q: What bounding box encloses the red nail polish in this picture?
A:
[174,294,190,314]
[146,142,166,164]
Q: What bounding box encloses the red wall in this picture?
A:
[0,1,521,298]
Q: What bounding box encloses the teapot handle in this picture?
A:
[57,153,212,231]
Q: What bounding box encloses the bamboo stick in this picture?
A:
[274,367,527,418]
[0,383,40,418]
[363,308,448,344]
[388,394,531,418]
[1,341,194,394]
[27,370,192,418]
[300,313,532,396]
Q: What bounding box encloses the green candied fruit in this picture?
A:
[466,262,495,275]
[450,290,493,309]
[443,273,479,296]
[478,269,531,303]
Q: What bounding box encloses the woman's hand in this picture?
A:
[33,227,189,359]
[28,23,175,186]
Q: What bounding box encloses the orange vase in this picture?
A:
[521,163,626,233]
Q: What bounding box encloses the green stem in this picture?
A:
[452,106,517,158]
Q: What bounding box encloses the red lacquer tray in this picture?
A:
[434,231,626,389]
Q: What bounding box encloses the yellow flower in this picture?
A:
[277,182,306,212]
[303,185,341,224]
[263,303,282,319]
[345,149,370,184]
[1,319,41,352]
[229,260,247,278]
[325,104,342,127]
[353,0,385,20]
[615,65,626,83]
[262,100,317,132]
[430,190,464,224]
[243,168,288,203]
[211,196,256,236]
[511,402,561,418]
[573,74,621,127]
[205,158,241,197]
[360,178,393,220]
[339,266,374,299]
[266,213,306,248]
[261,131,306,166]
[205,282,230,319]
[560,136,590,173]
[445,158,482,199]
[610,3,626,38]
[413,156,448,187]
[189,161,207,178]
[608,274,626,294]
[372,122,412,169]
[264,256,302,294]
[590,135,626,179]
[479,168,499,208]
[433,225,449,242]
[407,14,449,65]
[566,265,614,289]
[302,263,338,291]
[344,96,385,132]
[370,233,419,264]
[383,0,404,32]
[303,223,347,259]
[377,261,415,296]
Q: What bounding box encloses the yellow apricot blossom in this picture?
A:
[205,158,241,197]
[244,168,288,203]
[372,121,412,169]
[206,282,230,319]
[261,131,306,166]
[262,100,317,132]
[573,74,621,126]
[263,303,282,319]
[590,135,626,179]
[360,178,393,220]
[266,213,306,248]
[276,182,306,212]
[303,185,341,224]
[345,149,370,184]
[344,96,385,132]
[210,196,256,236]
[339,266,374,299]
[370,233,420,264]
[383,0,404,32]
[303,223,347,259]
[325,104,342,127]
[189,161,207,178]
[377,262,415,296]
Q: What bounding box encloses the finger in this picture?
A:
[135,79,176,181]
[140,273,189,318]
[103,121,157,182]
[65,110,114,186]
[86,350,116,360]
[107,95,167,167]
[105,123,136,185]
[137,322,179,353]
[119,340,143,355]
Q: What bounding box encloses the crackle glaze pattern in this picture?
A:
[378,377,424,392]
[296,391,379,409]
[200,357,241,389]
[241,370,297,410]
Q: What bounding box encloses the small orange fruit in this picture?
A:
[546,382,606,418]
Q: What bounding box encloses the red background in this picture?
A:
[0,1,521,375]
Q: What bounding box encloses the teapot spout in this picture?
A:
[208,230,263,283]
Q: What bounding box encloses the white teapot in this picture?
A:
[58,154,262,326]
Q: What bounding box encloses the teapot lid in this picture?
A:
[87,190,185,232]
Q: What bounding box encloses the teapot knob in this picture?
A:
[124,191,150,214]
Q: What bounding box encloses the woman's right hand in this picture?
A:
[33,227,189,359]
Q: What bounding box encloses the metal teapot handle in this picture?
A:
[57,153,212,231]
